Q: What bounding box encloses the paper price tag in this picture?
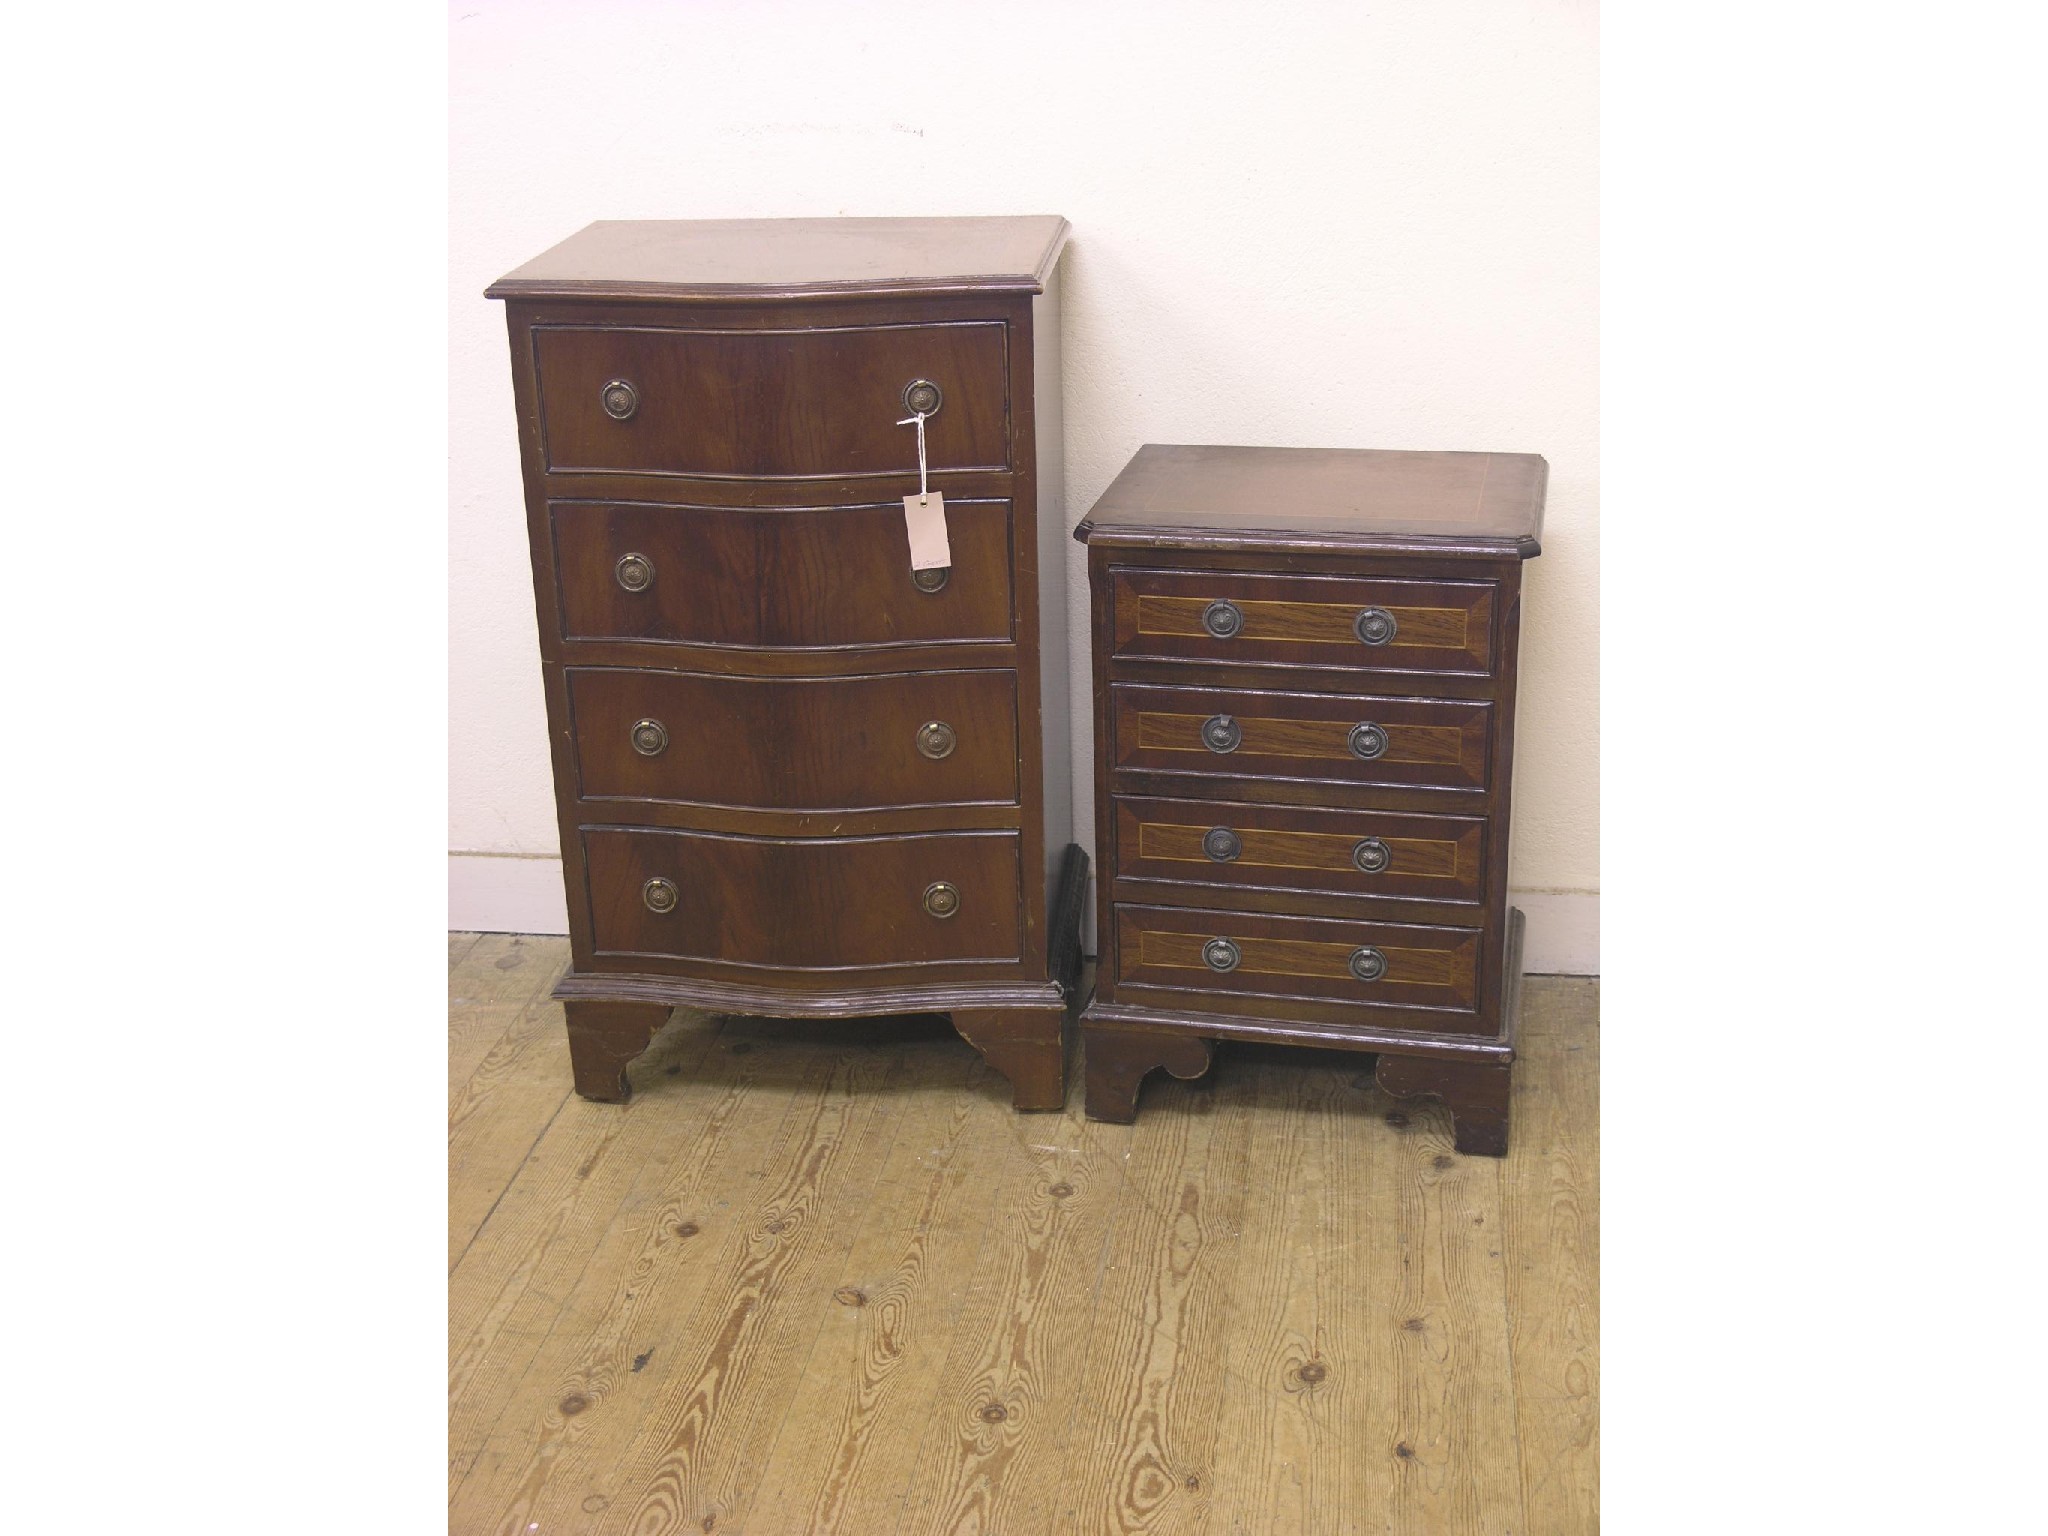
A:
[904,492,950,570]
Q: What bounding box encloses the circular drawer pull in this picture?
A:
[600,379,639,421]
[1202,600,1243,639]
[1352,836,1391,874]
[642,877,679,914]
[630,718,669,757]
[1202,937,1241,973]
[1354,607,1398,646]
[901,378,944,417]
[911,566,951,594]
[1203,827,1242,862]
[923,881,960,919]
[916,720,957,760]
[1349,946,1388,982]
[1348,722,1388,760]
[1201,714,1242,754]
[614,552,654,592]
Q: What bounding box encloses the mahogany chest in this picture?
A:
[1074,445,1546,1154]
[487,217,1085,1109]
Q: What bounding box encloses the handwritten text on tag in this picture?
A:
[904,491,950,570]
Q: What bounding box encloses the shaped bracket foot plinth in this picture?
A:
[1082,1024,1215,1124]
[563,999,671,1103]
[1375,1052,1513,1157]
[953,1008,1067,1111]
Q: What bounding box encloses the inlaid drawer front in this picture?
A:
[1112,567,1495,674]
[1110,683,1491,793]
[552,498,1014,648]
[1115,904,1481,1014]
[584,827,1023,968]
[569,667,1019,811]
[1113,796,1485,904]
[533,322,1011,478]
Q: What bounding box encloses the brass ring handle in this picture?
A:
[630,718,669,757]
[923,881,960,919]
[901,378,944,417]
[1352,836,1391,874]
[1203,827,1242,862]
[615,552,654,592]
[1202,937,1241,973]
[642,877,679,914]
[1348,722,1388,760]
[916,721,957,760]
[1201,714,1242,754]
[1202,600,1243,639]
[1348,946,1387,982]
[911,566,951,593]
[600,379,639,421]
[1354,607,1398,646]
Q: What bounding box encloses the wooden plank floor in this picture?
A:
[450,935,1598,1535]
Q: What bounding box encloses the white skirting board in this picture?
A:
[449,854,1601,976]
[449,853,568,937]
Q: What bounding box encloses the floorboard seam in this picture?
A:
[447,1013,734,1509]
[742,1045,922,1531]
[447,957,579,1276]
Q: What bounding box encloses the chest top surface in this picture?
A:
[487,215,1070,303]
[1075,444,1547,560]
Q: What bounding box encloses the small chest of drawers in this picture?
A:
[1074,444,1546,1155]
[488,217,1086,1109]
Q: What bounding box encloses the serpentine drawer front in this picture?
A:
[567,667,1020,811]
[491,216,1084,1111]
[531,320,1012,478]
[551,498,1016,648]
[1075,443,1547,1155]
[580,826,1025,972]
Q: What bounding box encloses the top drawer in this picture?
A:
[1111,567,1496,675]
[531,321,1012,479]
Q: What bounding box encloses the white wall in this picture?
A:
[450,0,1599,971]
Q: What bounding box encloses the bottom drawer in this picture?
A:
[1114,903,1481,1017]
[583,826,1023,969]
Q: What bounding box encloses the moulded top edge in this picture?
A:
[486,216,1070,302]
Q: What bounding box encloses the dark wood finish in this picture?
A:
[1111,794,1486,907]
[562,998,672,1102]
[1113,903,1483,1018]
[567,667,1019,812]
[1375,1053,1514,1158]
[553,968,1063,1016]
[1080,992,1510,1062]
[1112,566,1497,675]
[1074,443,1545,559]
[952,1007,1068,1111]
[551,497,1015,648]
[532,320,1012,479]
[1111,682,1493,794]
[1077,446,1544,1153]
[1081,1024,1216,1124]
[580,827,1024,971]
[491,218,1078,1104]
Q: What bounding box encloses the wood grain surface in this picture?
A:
[1113,567,1497,676]
[451,935,1598,1534]
[532,319,1012,479]
[550,497,1016,650]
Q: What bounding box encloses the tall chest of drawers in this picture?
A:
[1074,445,1545,1154]
[487,217,1085,1109]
